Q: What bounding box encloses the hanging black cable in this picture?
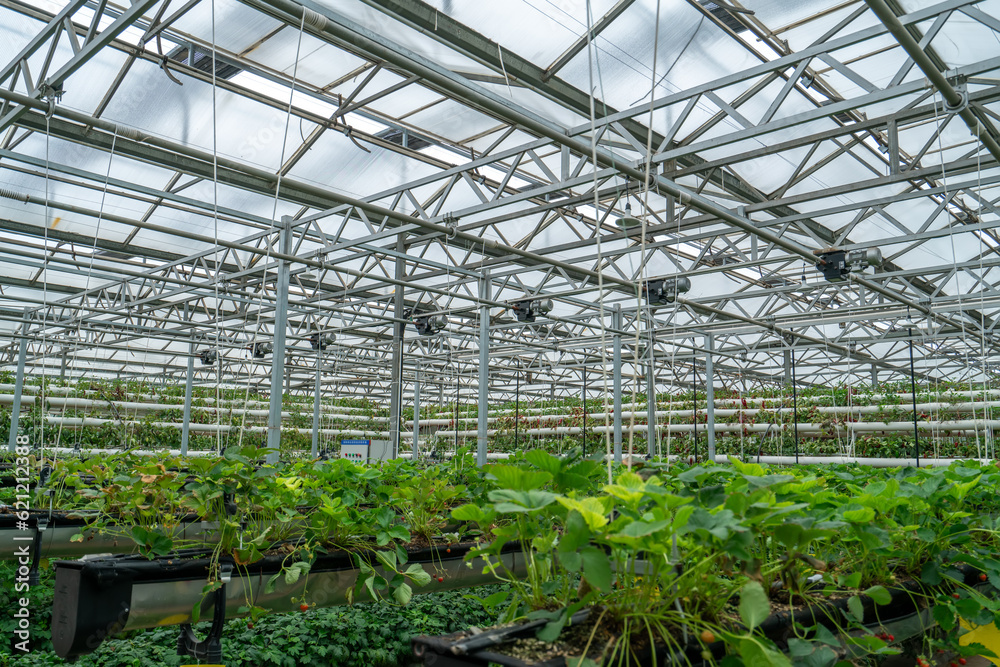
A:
[791,346,800,464]
[909,323,920,466]
[454,373,460,452]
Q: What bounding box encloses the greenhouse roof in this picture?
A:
[0,0,999,398]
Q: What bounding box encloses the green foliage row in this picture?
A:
[454,453,1000,665]
[0,559,507,667]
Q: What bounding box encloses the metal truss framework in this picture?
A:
[0,0,998,408]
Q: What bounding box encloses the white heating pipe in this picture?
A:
[399,452,989,467]
[433,419,1000,437]
[406,401,1000,427]
[43,415,388,438]
[33,448,991,468]
[0,385,380,413]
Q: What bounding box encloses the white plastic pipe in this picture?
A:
[44,415,388,438]
[33,448,992,468]
[406,400,1000,429]
[400,451,989,468]
[0,385,383,414]
[432,419,998,437]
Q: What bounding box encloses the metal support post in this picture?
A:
[783,349,792,385]
[646,311,656,458]
[266,216,293,464]
[514,363,521,451]
[311,349,322,458]
[646,362,656,457]
[705,335,716,463]
[791,347,800,464]
[285,355,291,396]
[909,329,920,466]
[389,233,406,459]
[412,365,420,459]
[181,338,195,456]
[693,368,699,453]
[612,304,623,464]
[7,316,29,453]
[871,363,878,389]
[216,352,224,453]
[59,348,68,380]
[582,365,588,457]
[477,269,491,466]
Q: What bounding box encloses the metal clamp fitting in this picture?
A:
[943,82,969,114]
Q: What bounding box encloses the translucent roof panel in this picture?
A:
[100,58,321,171]
[242,30,370,89]
[284,129,442,202]
[559,1,761,113]
[309,0,496,76]
[1,0,998,387]
[168,0,287,55]
[423,0,619,68]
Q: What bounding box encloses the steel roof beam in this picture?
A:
[864,0,1000,165]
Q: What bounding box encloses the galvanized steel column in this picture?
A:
[285,354,291,396]
[181,339,194,456]
[705,335,716,462]
[389,233,405,459]
[311,348,322,458]
[7,316,28,453]
[477,270,491,466]
[266,216,293,465]
[412,365,420,459]
[612,304,622,463]
[646,363,656,458]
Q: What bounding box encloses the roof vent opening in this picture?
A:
[820,99,854,124]
[167,45,242,81]
[698,0,748,33]
[375,128,433,151]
